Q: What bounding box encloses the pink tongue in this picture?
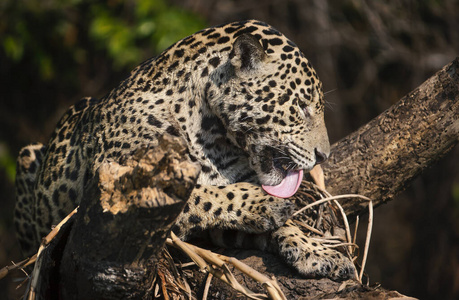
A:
[262,170,303,198]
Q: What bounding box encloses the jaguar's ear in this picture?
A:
[230,34,266,74]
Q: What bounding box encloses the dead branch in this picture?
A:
[323,57,459,217]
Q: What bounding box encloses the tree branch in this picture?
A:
[323,57,459,217]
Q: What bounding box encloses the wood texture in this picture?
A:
[59,135,200,299]
[324,57,459,217]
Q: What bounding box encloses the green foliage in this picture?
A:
[0,0,205,181]
[0,0,205,77]
[0,143,16,183]
[3,35,24,62]
[88,0,205,69]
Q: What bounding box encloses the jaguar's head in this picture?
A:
[210,32,330,198]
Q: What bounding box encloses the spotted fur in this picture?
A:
[15,20,354,280]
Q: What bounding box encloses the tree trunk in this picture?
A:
[27,58,458,299]
[59,135,200,299]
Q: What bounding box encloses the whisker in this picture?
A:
[324,88,337,96]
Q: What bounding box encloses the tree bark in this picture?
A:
[323,57,459,218]
[28,58,458,299]
[59,135,200,299]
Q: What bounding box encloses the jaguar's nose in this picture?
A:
[314,148,328,164]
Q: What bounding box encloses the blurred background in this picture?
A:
[0,0,458,299]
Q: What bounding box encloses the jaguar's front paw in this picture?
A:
[273,225,356,281]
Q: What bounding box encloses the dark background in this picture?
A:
[1,0,458,299]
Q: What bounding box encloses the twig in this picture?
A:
[291,219,324,236]
[292,194,372,217]
[27,207,78,299]
[0,255,36,281]
[359,200,373,283]
[353,216,360,246]
[202,272,213,300]
[163,249,193,298]
[169,232,207,272]
[221,256,286,300]
[184,242,267,299]
[332,199,354,261]
[167,232,286,300]
[157,270,170,300]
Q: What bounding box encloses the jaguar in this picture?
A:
[15,20,355,280]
